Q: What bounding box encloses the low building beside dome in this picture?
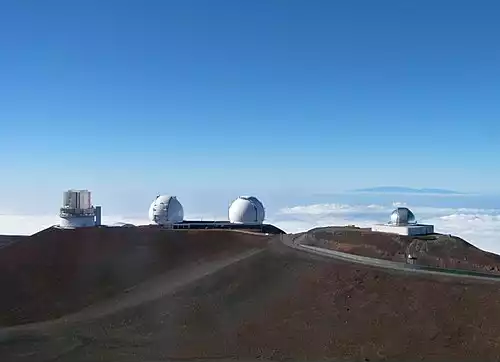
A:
[371,207,434,236]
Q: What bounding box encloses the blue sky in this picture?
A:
[1,0,500,214]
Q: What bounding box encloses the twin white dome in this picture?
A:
[149,195,184,225]
[149,194,265,225]
[228,196,265,224]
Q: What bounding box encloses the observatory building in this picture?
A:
[59,189,102,229]
[142,193,282,232]
[149,195,184,226]
[371,207,434,236]
[229,196,265,224]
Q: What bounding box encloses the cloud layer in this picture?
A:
[1,202,499,255]
[0,212,228,236]
[271,202,500,254]
[0,214,151,236]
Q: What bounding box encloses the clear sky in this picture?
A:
[1,0,500,213]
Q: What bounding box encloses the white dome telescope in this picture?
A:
[149,195,184,225]
[228,196,265,224]
[389,207,416,225]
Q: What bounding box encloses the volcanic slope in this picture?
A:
[0,227,270,326]
[0,235,23,249]
[3,234,500,361]
[302,226,500,274]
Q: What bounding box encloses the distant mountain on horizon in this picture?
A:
[351,186,468,195]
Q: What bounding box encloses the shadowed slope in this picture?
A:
[0,227,270,326]
[0,235,23,249]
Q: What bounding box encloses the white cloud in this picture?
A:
[271,203,500,254]
[0,214,152,236]
[0,212,227,236]
[0,214,60,236]
[2,203,500,255]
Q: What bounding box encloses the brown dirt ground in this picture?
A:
[2,229,500,361]
[304,226,500,274]
[0,227,270,326]
[0,235,23,248]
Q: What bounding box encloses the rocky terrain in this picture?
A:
[302,226,500,274]
[1,227,500,361]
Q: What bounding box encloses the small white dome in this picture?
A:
[390,207,416,225]
[149,195,184,225]
[228,196,265,224]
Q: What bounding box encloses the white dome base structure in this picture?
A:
[59,215,96,229]
[228,196,265,224]
[371,224,434,236]
[149,195,184,225]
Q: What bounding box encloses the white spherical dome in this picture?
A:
[149,195,184,225]
[228,196,265,224]
[390,207,416,225]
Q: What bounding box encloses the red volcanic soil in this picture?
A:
[0,227,270,326]
[302,226,500,274]
[3,230,500,361]
[3,241,500,362]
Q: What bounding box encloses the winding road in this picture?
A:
[281,233,500,282]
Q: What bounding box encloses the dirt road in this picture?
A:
[284,233,500,282]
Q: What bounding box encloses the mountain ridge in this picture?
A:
[351,186,468,195]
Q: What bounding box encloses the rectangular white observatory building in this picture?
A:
[371,223,434,236]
